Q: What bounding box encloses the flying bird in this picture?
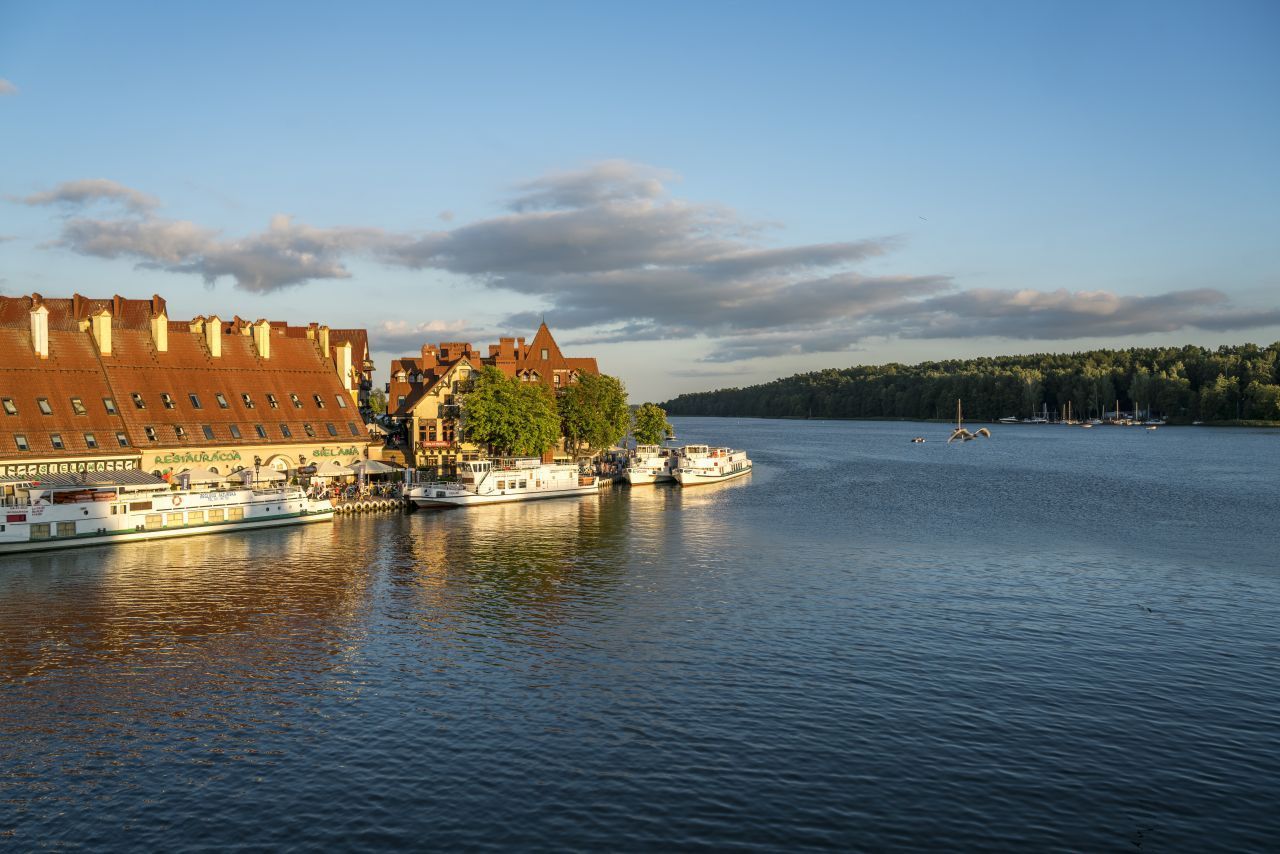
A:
[947,427,991,443]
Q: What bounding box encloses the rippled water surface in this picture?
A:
[3,418,1279,851]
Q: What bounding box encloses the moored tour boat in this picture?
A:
[0,470,334,555]
[672,445,752,486]
[408,458,598,508]
[625,444,678,485]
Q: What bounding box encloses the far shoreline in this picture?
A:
[668,414,1280,428]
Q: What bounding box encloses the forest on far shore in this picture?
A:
[661,343,1280,424]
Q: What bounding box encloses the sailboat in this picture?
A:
[948,399,992,443]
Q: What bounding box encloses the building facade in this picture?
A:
[383,323,599,471]
[1,293,371,493]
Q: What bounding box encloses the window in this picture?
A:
[14,434,29,451]
[313,394,326,409]
[396,395,405,408]
[202,425,215,440]
[56,521,76,538]
[229,424,242,439]
[50,433,64,450]
[303,423,316,438]
[68,397,88,416]
[186,510,205,524]
[37,398,52,415]
[266,393,279,409]
[116,432,129,447]
[326,422,338,437]
[132,392,146,409]
[84,432,98,449]
[30,523,50,540]
[228,506,244,521]
[336,395,348,409]
[1,398,15,416]
[174,425,186,439]
[215,393,229,409]
[349,422,359,436]
[541,348,549,360]
[144,426,157,442]
[208,508,225,523]
[290,393,303,409]
[103,397,117,414]
[188,393,202,409]
[554,374,561,385]
[280,424,292,438]
[242,393,255,409]
[255,424,267,439]
[166,513,183,527]
[160,393,175,409]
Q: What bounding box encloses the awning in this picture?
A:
[0,470,167,488]
[347,459,401,475]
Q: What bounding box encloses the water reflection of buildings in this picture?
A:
[0,523,373,682]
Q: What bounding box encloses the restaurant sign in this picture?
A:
[2,457,138,479]
[311,445,359,458]
[153,450,243,466]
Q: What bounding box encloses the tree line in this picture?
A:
[661,342,1280,423]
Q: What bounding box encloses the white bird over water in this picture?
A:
[947,399,991,443]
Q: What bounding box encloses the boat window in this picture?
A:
[29,523,50,540]
[229,424,242,439]
[255,424,267,438]
[266,393,279,409]
[160,393,174,409]
[215,393,229,409]
[497,480,505,489]
[202,425,215,440]
[187,510,205,524]
[303,423,316,438]
[336,395,348,409]
[132,392,146,409]
[290,393,303,409]
[2,398,16,416]
[103,397,117,414]
[84,432,98,449]
[116,432,129,447]
[166,513,183,526]
[56,521,76,537]
[242,393,255,409]
[518,480,527,489]
[50,433,64,450]
[326,422,338,437]
[209,508,225,522]
[280,424,292,438]
[37,398,52,415]
[188,393,202,409]
[70,397,87,415]
[14,434,29,451]
[144,426,157,442]
[174,425,186,439]
[313,394,326,409]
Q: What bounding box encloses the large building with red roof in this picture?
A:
[1,293,372,488]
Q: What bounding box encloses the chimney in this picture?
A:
[253,318,271,360]
[151,308,168,352]
[319,325,331,358]
[113,294,125,318]
[91,308,112,356]
[29,299,49,359]
[336,341,353,392]
[206,314,221,358]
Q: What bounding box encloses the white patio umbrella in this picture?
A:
[346,459,400,475]
[312,459,352,478]
[175,466,226,486]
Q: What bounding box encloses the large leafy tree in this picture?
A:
[631,402,674,445]
[366,387,387,415]
[559,373,630,458]
[460,366,560,457]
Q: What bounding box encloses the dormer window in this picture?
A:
[50,433,64,450]
[160,393,175,410]
[290,393,302,409]
[242,393,255,409]
[14,434,29,451]
[174,425,187,439]
[215,393,229,409]
[37,398,52,416]
[188,393,202,409]
[303,423,315,437]
[2,399,16,416]
[70,397,87,415]
[144,426,157,442]
[132,393,146,409]
[313,394,326,409]
[336,395,348,409]
[103,397,117,414]
[266,394,279,409]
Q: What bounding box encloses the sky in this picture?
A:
[1,0,1278,402]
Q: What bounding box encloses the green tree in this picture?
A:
[558,373,630,458]
[366,387,387,415]
[631,402,674,445]
[459,366,560,457]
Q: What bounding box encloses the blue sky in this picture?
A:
[2,0,1278,400]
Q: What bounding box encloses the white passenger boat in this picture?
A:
[624,444,678,485]
[407,458,598,508]
[672,445,752,486]
[0,471,334,555]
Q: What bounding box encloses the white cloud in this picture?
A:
[0,79,17,96]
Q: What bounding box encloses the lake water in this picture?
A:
[2,418,1278,851]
